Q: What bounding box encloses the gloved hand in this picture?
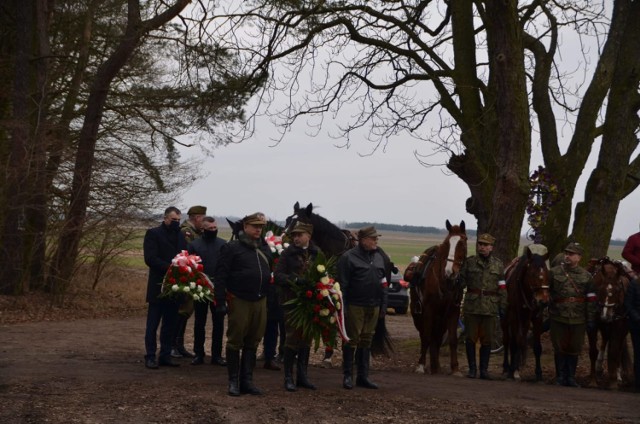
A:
[215,301,228,316]
[586,321,596,332]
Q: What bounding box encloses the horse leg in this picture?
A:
[533,333,543,382]
[416,332,427,374]
[510,338,520,381]
[429,342,440,375]
[447,316,461,377]
[501,319,510,377]
[587,328,599,387]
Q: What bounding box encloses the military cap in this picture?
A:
[564,242,584,256]
[357,226,380,240]
[187,205,207,215]
[290,221,313,235]
[477,233,496,245]
[243,212,267,226]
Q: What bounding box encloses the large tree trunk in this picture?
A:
[0,0,33,295]
[572,0,640,260]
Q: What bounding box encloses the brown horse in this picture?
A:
[410,220,467,375]
[587,257,631,388]
[501,245,550,381]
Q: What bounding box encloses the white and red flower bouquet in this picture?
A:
[284,251,349,351]
[160,250,214,303]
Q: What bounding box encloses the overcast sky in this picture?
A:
[177,122,640,242]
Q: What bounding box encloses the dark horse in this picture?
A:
[410,220,467,375]
[586,257,631,389]
[500,245,550,381]
[283,202,394,356]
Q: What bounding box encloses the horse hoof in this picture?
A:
[451,370,463,378]
[415,365,425,374]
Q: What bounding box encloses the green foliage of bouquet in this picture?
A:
[160,250,213,303]
[284,251,349,351]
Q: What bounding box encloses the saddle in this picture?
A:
[405,246,438,314]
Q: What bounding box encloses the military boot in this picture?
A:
[355,348,378,389]
[342,345,354,389]
[240,349,263,395]
[226,348,241,397]
[283,348,297,392]
[466,341,477,378]
[479,345,492,380]
[566,355,580,387]
[296,347,316,390]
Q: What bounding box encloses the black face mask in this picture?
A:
[168,220,180,232]
[203,229,218,240]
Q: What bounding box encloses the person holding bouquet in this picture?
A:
[337,226,388,390]
[214,212,273,396]
[187,216,227,366]
[142,206,188,369]
[274,221,321,391]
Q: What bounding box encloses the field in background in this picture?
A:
[116,225,626,273]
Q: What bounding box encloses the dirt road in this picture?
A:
[0,314,638,423]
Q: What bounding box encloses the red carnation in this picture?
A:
[316,293,324,301]
[313,305,321,313]
[179,276,187,283]
[196,264,204,272]
[313,316,320,323]
[305,290,313,298]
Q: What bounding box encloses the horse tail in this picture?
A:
[370,316,394,357]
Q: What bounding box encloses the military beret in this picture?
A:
[564,242,584,256]
[477,233,496,245]
[187,205,207,215]
[243,212,267,226]
[357,226,380,240]
[290,221,313,235]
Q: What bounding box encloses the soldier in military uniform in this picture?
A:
[549,242,597,387]
[214,212,273,396]
[459,233,507,380]
[171,205,207,359]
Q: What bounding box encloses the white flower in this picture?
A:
[319,308,330,317]
[335,302,341,310]
[316,265,326,273]
[268,241,275,247]
[183,286,191,293]
[320,276,329,285]
[332,294,339,300]
[189,282,196,290]
[333,282,341,291]
[193,294,199,300]
[283,243,290,248]
[320,289,329,297]
[330,316,336,324]
[171,284,179,292]
[204,289,211,295]
[197,285,203,292]
[270,246,276,253]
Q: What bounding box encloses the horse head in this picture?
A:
[284,201,313,233]
[524,246,550,304]
[442,220,467,280]
[226,217,243,241]
[594,257,628,323]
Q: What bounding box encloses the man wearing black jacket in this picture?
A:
[143,206,187,369]
[337,226,388,390]
[214,212,272,396]
[188,216,227,366]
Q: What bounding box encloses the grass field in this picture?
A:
[117,226,626,273]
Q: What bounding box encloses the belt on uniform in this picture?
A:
[554,297,585,303]
[468,288,498,296]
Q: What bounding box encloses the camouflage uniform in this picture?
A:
[549,263,596,386]
[180,220,203,244]
[459,254,506,379]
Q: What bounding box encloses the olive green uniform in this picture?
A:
[459,254,506,379]
[548,263,596,386]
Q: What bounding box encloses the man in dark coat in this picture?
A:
[143,206,188,369]
[214,212,273,396]
[337,225,388,390]
[274,221,321,391]
[188,216,227,366]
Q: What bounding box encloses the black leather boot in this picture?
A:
[240,349,263,395]
[342,345,354,389]
[226,348,241,397]
[466,341,477,378]
[283,348,297,392]
[566,355,580,387]
[355,348,378,389]
[172,315,195,358]
[554,353,565,386]
[296,347,316,390]
[479,345,492,380]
